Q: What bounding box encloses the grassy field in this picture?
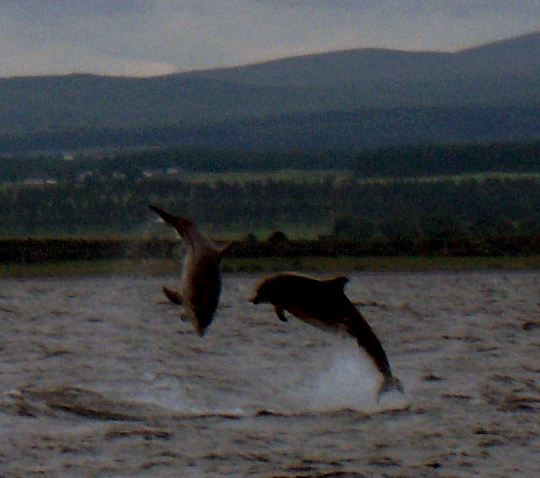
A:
[3,255,540,278]
[182,169,354,185]
[183,169,540,187]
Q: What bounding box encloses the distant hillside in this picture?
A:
[1,32,539,154]
[184,31,540,86]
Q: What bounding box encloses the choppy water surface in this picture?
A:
[1,271,540,477]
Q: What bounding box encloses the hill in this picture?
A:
[1,32,539,154]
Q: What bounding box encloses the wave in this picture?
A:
[0,383,409,423]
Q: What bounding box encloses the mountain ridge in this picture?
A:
[1,32,539,153]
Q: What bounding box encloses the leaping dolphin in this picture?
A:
[251,273,403,397]
[150,205,229,336]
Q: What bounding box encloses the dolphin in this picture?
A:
[251,273,402,396]
[150,205,229,336]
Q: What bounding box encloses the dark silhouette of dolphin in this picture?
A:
[150,205,229,336]
[251,273,402,396]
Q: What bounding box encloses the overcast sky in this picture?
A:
[1,0,539,77]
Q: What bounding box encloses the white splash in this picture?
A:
[310,338,410,413]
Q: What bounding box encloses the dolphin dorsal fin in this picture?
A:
[325,276,349,292]
[218,240,235,258]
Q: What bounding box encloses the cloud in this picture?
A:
[0,0,539,77]
[2,0,150,18]
[0,42,178,77]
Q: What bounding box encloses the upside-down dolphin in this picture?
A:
[251,273,402,396]
[150,205,229,336]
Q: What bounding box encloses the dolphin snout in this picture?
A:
[250,294,261,304]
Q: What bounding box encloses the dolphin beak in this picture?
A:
[250,294,261,304]
[149,205,175,226]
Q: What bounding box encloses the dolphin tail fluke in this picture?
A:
[219,240,235,257]
[162,286,182,305]
[378,375,403,400]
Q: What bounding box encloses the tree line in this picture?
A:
[2,139,540,183]
[1,172,540,243]
[3,232,540,265]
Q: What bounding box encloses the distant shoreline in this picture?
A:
[3,236,540,277]
[2,255,540,278]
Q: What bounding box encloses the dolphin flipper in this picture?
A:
[274,304,288,322]
[162,286,182,305]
